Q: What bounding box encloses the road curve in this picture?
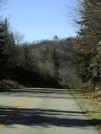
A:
[0,88,99,134]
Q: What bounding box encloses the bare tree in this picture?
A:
[0,0,8,10]
[13,31,24,45]
[66,0,101,49]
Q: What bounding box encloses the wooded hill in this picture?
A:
[0,18,81,89]
[28,38,81,88]
[2,0,101,90]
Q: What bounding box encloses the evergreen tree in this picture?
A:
[0,19,16,79]
[51,48,60,81]
[73,0,101,82]
[76,0,101,49]
[75,50,92,82]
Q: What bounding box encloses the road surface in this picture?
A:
[0,88,100,134]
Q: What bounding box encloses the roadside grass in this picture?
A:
[71,88,101,133]
[0,79,24,91]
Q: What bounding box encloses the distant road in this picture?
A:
[0,88,99,134]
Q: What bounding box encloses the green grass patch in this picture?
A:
[71,89,101,133]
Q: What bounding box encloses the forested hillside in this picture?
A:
[28,39,81,88]
[0,20,81,89]
[1,0,101,90]
[0,0,82,89]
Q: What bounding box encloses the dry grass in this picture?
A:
[71,88,101,133]
[0,79,24,91]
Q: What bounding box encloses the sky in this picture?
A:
[1,0,78,42]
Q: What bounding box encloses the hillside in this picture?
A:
[29,38,82,88]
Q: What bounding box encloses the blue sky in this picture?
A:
[1,0,78,42]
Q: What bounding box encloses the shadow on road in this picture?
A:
[0,88,100,129]
[0,88,81,99]
[0,106,101,128]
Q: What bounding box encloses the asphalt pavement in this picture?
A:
[0,88,100,134]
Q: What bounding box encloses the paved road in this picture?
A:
[0,88,99,134]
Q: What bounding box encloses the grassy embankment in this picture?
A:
[71,81,101,133]
[0,78,62,91]
[0,79,24,91]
